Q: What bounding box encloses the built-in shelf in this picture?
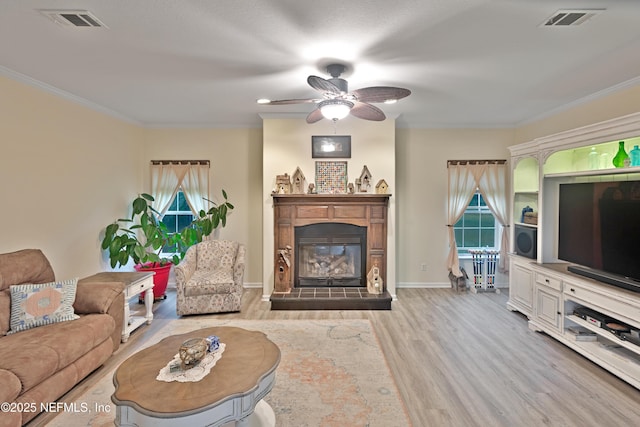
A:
[544,165,640,179]
[513,222,537,228]
[566,315,640,357]
[508,112,640,390]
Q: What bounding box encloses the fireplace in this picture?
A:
[271,194,391,310]
[295,223,367,288]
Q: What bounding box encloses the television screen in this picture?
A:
[558,180,640,285]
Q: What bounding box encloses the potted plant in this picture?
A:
[101,193,182,300]
[101,191,234,300]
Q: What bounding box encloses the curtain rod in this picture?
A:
[447,159,506,167]
[150,160,210,166]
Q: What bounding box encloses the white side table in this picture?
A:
[80,272,155,342]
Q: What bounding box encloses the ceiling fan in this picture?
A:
[260,64,411,123]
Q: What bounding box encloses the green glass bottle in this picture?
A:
[612,141,629,168]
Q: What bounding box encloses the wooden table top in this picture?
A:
[111,326,281,416]
[80,271,155,286]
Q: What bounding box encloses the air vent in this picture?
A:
[542,9,604,27]
[39,10,108,28]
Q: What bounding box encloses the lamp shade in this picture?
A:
[319,99,353,121]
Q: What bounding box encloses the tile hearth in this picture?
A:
[270,287,392,310]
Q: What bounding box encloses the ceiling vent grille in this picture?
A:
[38,10,108,28]
[542,9,604,27]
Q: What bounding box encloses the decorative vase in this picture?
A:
[630,145,640,167]
[587,147,599,170]
[612,141,629,168]
[179,338,208,369]
[135,262,172,301]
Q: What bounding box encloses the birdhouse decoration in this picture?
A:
[274,173,292,194]
[357,165,372,193]
[367,265,383,294]
[275,246,292,292]
[375,179,389,194]
[291,167,306,194]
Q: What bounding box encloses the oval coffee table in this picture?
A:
[112,326,280,427]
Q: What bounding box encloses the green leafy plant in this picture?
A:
[184,190,234,244]
[101,191,234,269]
[101,194,183,268]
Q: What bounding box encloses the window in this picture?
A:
[454,190,497,254]
[161,190,194,253]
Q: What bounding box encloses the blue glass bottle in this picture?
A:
[630,145,640,167]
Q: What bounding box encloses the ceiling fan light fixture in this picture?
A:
[319,99,353,121]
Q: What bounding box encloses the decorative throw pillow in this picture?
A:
[8,278,79,334]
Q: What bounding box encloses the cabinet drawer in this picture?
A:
[564,281,640,325]
[125,278,154,298]
[535,272,562,292]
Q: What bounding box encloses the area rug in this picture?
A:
[47,319,410,427]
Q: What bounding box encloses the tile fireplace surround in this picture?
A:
[270,194,392,310]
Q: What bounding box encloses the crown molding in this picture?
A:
[0,65,139,125]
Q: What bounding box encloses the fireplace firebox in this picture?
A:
[295,223,367,287]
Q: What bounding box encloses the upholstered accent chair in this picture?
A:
[175,240,245,316]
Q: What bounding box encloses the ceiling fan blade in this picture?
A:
[308,75,341,94]
[306,108,324,124]
[266,98,319,105]
[351,87,411,103]
[350,101,386,121]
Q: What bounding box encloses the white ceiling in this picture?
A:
[1,0,640,128]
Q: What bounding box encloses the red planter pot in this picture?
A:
[135,262,172,301]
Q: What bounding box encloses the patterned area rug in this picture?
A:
[47,319,410,427]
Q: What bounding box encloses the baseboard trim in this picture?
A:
[243,282,263,289]
[397,282,450,288]
[397,282,508,289]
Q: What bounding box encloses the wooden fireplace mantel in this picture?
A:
[272,193,391,293]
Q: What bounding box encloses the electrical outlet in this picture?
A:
[420,263,427,271]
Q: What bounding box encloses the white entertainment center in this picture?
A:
[507,112,640,390]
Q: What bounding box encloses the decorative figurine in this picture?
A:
[307,183,316,194]
[348,182,355,194]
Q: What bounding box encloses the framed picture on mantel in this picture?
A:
[312,135,351,158]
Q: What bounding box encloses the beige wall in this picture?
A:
[140,128,263,284]
[262,116,397,297]
[516,83,640,143]
[395,128,515,286]
[0,75,141,279]
[3,72,638,292]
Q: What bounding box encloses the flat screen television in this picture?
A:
[558,180,640,293]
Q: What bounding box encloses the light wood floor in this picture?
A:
[30,288,640,427]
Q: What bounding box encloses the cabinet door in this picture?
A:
[510,262,534,315]
[535,285,562,332]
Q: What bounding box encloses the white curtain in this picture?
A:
[447,161,509,277]
[477,163,510,273]
[150,162,209,217]
[182,164,210,216]
[446,164,478,277]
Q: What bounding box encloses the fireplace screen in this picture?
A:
[295,223,366,287]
